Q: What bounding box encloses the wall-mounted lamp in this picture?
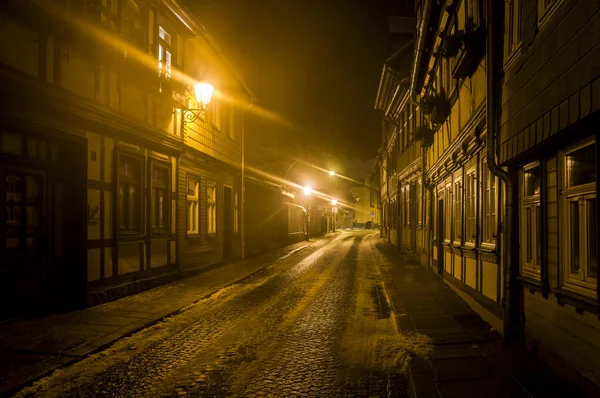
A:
[182,82,215,125]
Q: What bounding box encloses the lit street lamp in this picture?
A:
[329,170,336,176]
[182,82,215,125]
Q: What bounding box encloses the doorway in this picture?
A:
[437,198,445,275]
[0,132,86,319]
[223,185,233,259]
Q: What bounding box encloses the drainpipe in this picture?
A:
[241,98,255,260]
[486,0,517,340]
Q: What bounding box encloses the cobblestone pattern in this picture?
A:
[17,232,408,397]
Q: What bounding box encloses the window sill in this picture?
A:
[186,233,201,239]
[518,275,547,297]
[554,288,600,317]
[476,247,499,263]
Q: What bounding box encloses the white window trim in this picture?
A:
[207,181,217,235]
[444,181,453,244]
[538,0,564,28]
[504,0,522,68]
[559,138,597,297]
[465,166,477,247]
[520,161,542,279]
[481,157,498,249]
[453,176,463,246]
[187,176,200,235]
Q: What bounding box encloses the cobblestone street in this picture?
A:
[14,231,412,397]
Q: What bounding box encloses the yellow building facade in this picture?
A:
[0,0,251,317]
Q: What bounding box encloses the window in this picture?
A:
[505,0,521,61]
[233,190,239,234]
[561,139,597,296]
[207,181,217,234]
[481,158,497,246]
[101,0,119,31]
[151,164,169,233]
[466,0,482,27]
[118,155,142,234]
[417,179,423,227]
[158,25,172,79]
[121,0,144,48]
[453,178,463,244]
[445,183,452,243]
[520,162,542,278]
[465,168,477,245]
[187,176,200,235]
[538,0,563,26]
[403,185,411,228]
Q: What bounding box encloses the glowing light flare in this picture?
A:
[194,83,215,106]
[329,170,336,176]
[331,199,337,206]
[303,186,313,196]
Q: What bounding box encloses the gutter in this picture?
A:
[409,0,433,97]
[486,0,518,340]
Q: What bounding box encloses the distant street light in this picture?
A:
[183,82,215,125]
[331,199,337,205]
[329,170,336,176]
[303,185,312,196]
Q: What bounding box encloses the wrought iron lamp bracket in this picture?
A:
[182,107,207,126]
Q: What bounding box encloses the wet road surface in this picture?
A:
[16,231,411,397]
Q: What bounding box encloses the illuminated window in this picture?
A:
[453,178,463,244]
[481,158,497,246]
[520,162,542,279]
[187,176,199,235]
[151,164,169,233]
[417,179,423,227]
[158,25,172,79]
[465,167,477,245]
[118,155,142,234]
[561,139,597,296]
[403,185,411,228]
[207,181,217,234]
[445,183,452,243]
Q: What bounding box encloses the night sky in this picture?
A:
[185,0,394,169]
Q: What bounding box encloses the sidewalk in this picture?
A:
[373,239,586,398]
[0,240,313,395]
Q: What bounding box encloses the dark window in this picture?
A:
[151,164,169,233]
[118,155,142,234]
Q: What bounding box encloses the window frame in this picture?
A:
[453,175,463,246]
[157,24,173,80]
[465,165,477,246]
[481,157,498,248]
[538,0,564,28]
[520,161,542,279]
[233,189,240,234]
[149,160,171,235]
[207,180,217,235]
[560,138,597,296]
[186,175,200,236]
[444,180,453,244]
[403,184,411,229]
[117,152,144,237]
[504,0,522,66]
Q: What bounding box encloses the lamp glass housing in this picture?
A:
[194,83,214,106]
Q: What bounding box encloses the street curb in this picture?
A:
[4,241,315,397]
